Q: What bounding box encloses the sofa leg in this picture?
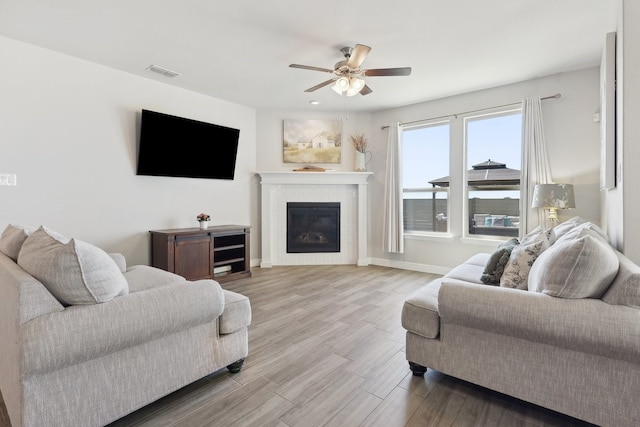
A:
[408,361,427,377]
[227,358,245,374]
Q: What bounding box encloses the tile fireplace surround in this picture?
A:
[257,171,373,267]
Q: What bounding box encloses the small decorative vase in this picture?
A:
[199,221,209,230]
[355,151,366,171]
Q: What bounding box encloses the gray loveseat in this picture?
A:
[402,218,640,427]
[0,225,251,427]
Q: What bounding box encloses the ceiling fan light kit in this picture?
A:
[331,76,365,97]
[290,43,411,97]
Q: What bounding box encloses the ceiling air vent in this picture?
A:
[146,65,181,78]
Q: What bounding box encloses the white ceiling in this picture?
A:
[0,1,617,112]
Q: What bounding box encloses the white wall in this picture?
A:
[255,69,602,272]
[0,36,257,266]
[605,0,640,264]
[256,110,373,172]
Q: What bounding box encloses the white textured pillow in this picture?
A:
[556,222,608,244]
[528,235,619,298]
[17,226,129,305]
[552,216,586,239]
[500,239,548,290]
[521,226,556,246]
[0,224,31,261]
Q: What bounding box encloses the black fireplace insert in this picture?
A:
[287,202,340,253]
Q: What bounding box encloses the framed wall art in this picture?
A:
[283,119,342,164]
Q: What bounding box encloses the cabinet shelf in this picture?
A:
[214,244,245,252]
[150,225,251,284]
[214,257,245,267]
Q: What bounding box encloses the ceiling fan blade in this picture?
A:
[289,64,334,73]
[360,84,373,96]
[364,67,412,77]
[347,44,371,68]
[305,79,336,92]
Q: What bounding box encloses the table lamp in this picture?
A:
[531,183,575,229]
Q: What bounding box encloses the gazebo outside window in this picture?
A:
[423,159,520,237]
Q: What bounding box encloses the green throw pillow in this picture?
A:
[481,238,519,285]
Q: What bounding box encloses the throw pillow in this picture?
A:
[556,222,608,244]
[480,238,519,285]
[0,224,31,261]
[521,226,556,246]
[552,216,586,239]
[500,239,548,290]
[17,226,129,305]
[602,252,640,308]
[528,235,619,298]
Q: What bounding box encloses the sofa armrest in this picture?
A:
[220,290,251,334]
[22,279,224,378]
[438,281,640,364]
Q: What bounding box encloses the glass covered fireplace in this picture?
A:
[287,202,340,253]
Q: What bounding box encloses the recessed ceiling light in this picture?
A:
[309,100,320,105]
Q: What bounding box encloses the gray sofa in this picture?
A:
[402,219,640,427]
[0,225,251,427]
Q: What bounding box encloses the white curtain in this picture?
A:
[383,122,404,253]
[521,96,553,233]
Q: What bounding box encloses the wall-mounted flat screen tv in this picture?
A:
[137,109,240,180]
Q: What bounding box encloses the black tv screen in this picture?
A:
[137,109,240,180]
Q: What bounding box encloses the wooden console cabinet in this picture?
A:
[150,225,251,284]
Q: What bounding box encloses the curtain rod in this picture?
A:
[380,93,561,130]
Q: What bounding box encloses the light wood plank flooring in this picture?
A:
[0,265,595,427]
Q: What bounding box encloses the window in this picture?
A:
[402,122,450,233]
[465,110,522,238]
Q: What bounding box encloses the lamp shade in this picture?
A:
[531,184,575,209]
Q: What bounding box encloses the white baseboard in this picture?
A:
[368,257,449,275]
[251,257,449,276]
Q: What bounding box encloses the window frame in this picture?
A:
[462,107,523,239]
[401,119,452,237]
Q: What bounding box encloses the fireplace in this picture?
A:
[258,171,372,267]
[287,202,340,253]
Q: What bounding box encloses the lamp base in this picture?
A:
[544,208,559,230]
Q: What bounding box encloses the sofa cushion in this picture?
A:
[500,238,550,290]
[462,253,490,267]
[602,251,640,308]
[17,226,129,305]
[445,253,489,284]
[124,265,186,293]
[528,235,619,298]
[0,224,31,261]
[481,238,519,285]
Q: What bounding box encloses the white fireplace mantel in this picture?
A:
[257,171,373,267]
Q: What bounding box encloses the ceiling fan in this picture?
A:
[289,43,411,97]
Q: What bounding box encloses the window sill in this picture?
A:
[404,232,455,243]
[460,236,510,247]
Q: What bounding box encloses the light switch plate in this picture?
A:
[0,174,17,186]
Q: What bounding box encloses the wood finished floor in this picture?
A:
[0,265,595,427]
